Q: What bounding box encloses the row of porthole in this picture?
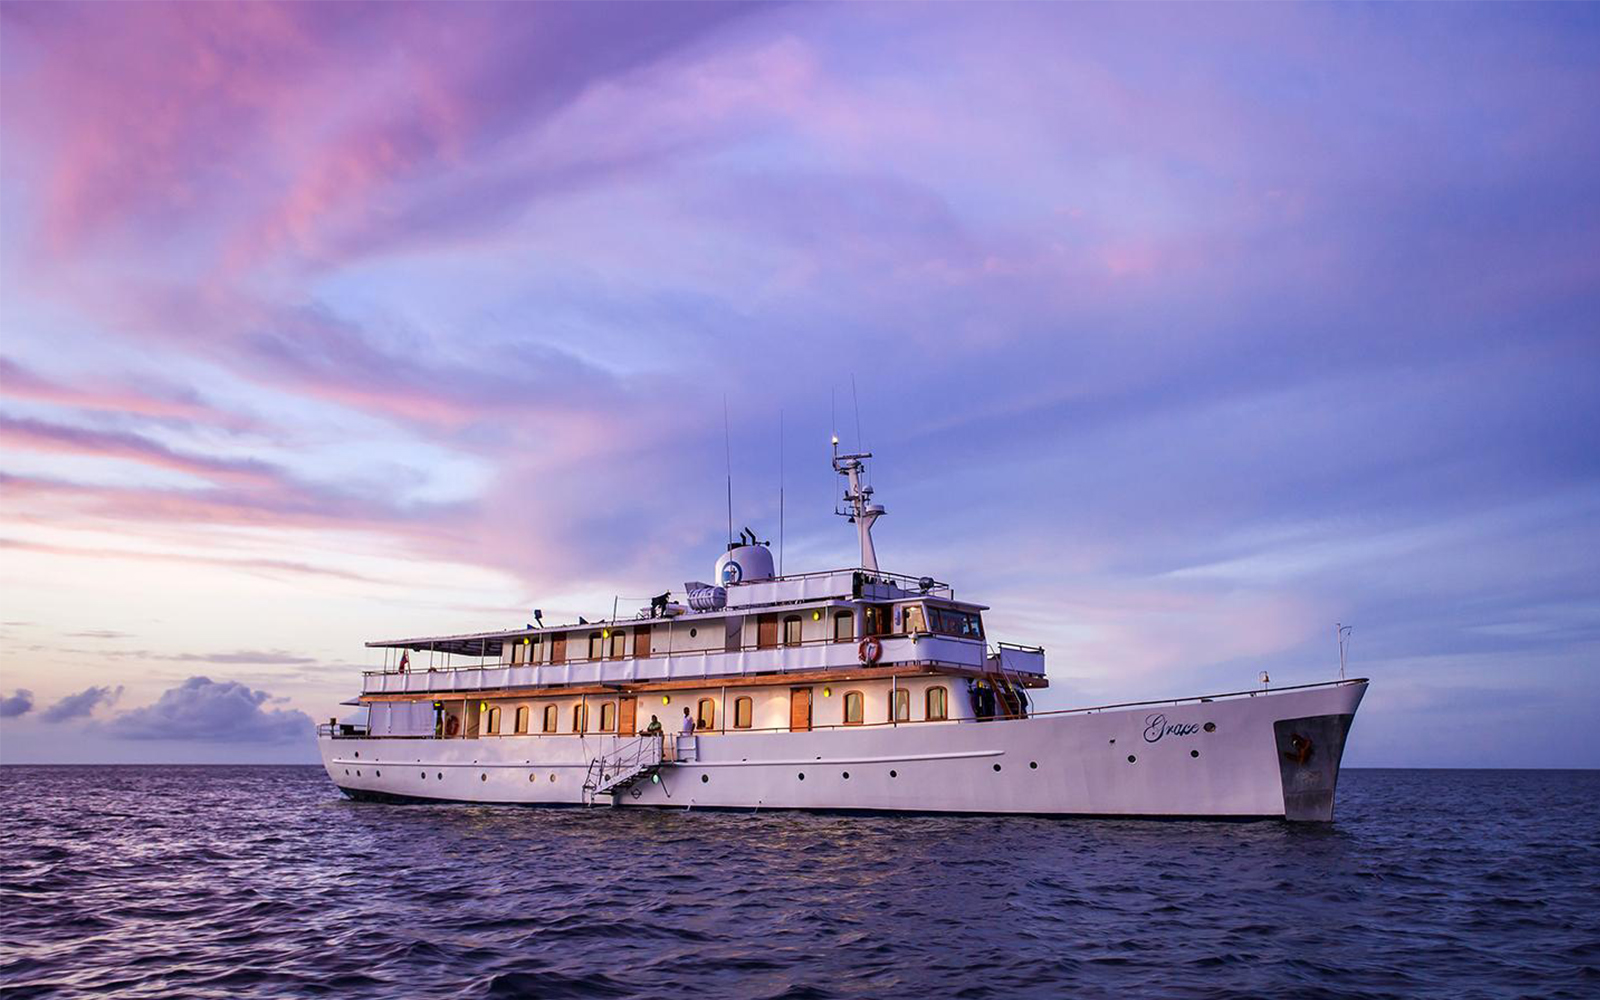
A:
[1125,750,1203,763]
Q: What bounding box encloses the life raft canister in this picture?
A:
[858,636,883,664]
[445,715,461,737]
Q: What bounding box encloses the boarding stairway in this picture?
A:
[582,734,665,805]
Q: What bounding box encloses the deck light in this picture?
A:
[523,637,530,645]
[823,687,831,697]
[662,695,670,704]
[602,628,610,638]
[812,610,822,621]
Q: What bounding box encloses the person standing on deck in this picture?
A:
[680,707,695,735]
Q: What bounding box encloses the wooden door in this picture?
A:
[790,687,812,732]
[634,626,651,659]
[617,695,637,735]
[758,614,779,649]
[551,634,567,664]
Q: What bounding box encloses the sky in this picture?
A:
[1,2,1596,767]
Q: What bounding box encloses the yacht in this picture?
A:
[319,444,1366,821]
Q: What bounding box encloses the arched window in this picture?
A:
[600,702,616,732]
[515,706,530,734]
[843,690,864,725]
[889,688,910,723]
[542,705,558,733]
[587,632,604,660]
[572,703,588,733]
[697,698,715,731]
[485,706,502,735]
[783,615,802,647]
[833,611,854,642]
[734,696,753,729]
[926,686,949,722]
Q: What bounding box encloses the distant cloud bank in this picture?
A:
[104,677,312,743]
[39,685,124,723]
[0,689,34,718]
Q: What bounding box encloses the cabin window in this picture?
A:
[514,706,530,734]
[587,632,604,660]
[890,688,910,722]
[600,702,616,732]
[901,604,927,633]
[511,641,526,666]
[485,707,502,735]
[572,703,588,733]
[864,606,889,636]
[529,635,541,663]
[697,698,715,731]
[610,630,626,659]
[833,611,854,642]
[783,615,803,647]
[843,691,864,725]
[542,705,558,733]
[929,607,984,638]
[926,686,949,721]
[734,696,753,729]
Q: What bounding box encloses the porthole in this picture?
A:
[689,628,698,638]
[354,752,360,759]
[1127,755,1137,763]
[842,771,850,780]
[421,772,427,780]
[889,770,898,778]
[344,768,350,775]
[701,774,709,783]
[355,770,361,777]
[437,773,443,780]
[529,774,537,782]
[480,773,487,782]
[549,774,557,783]
[993,764,1002,772]
[1203,722,1216,733]
[1190,750,1200,758]
[798,772,806,781]
[1029,761,1038,769]
[375,770,381,777]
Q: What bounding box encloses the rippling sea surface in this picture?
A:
[2,767,1597,999]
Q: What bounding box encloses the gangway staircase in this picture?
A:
[582,734,665,805]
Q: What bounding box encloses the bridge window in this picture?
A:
[833,611,854,642]
[843,690,864,725]
[572,703,588,733]
[485,707,502,735]
[600,702,616,732]
[929,607,984,638]
[783,615,802,646]
[889,688,910,722]
[587,632,604,660]
[697,698,715,731]
[542,705,557,733]
[734,696,753,729]
[926,686,949,721]
[514,706,530,734]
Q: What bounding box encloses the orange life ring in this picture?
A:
[859,636,883,664]
[445,715,460,737]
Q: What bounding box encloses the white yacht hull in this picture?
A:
[321,679,1366,821]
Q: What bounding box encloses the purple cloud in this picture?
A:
[0,690,34,718]
[104,677,312,743]
[38,685,123,722]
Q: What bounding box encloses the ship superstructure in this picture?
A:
[319,445,1365,820]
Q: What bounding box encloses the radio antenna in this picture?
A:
[850,373,864,453]
[723,395,733,548]
[777,409,784,572]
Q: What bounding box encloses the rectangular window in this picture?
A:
[734,696,753,729]
[929,607,984,638]
[511,641,526,666]
[588,632,604,660]
[844,691,864,725]
[600,702,616,731]
[926,686,948,722]
[891,688,910,722]
[610,631,626,659]
[902,605,927,634]
[697,698,715,730]
[542,705,558,733]
[833,612,854,642]
[783,616,802,647]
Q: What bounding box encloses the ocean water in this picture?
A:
[1,767,1596,999]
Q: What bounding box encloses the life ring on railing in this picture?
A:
[858,636,883,664]
[445,715,460,737]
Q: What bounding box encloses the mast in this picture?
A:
[832,437,885,572]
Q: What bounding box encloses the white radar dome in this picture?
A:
[714,543,774,586]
